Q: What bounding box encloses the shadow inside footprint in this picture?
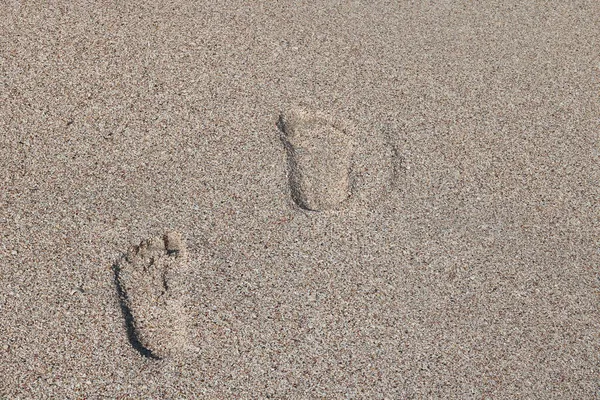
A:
[112,259,161,360]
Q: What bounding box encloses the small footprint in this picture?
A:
[113,231,195,359]
[278,108,395,211]
[278,109,355,211]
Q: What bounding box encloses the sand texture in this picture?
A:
[1,0,599,398]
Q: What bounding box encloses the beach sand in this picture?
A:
[1,0,599,398]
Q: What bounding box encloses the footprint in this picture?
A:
[113,231,195,359]
[278,109,355,211]
[278,108,394,211]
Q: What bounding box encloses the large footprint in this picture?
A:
[114,231,194,359]
[278,108,394,211]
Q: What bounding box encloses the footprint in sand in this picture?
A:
[278,108,394,211]
[113,231,195,359]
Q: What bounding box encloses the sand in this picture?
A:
[1,0,599,398]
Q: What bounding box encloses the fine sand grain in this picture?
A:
[1,0,599,398]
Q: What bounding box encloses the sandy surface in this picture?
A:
[1,1,599,398]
